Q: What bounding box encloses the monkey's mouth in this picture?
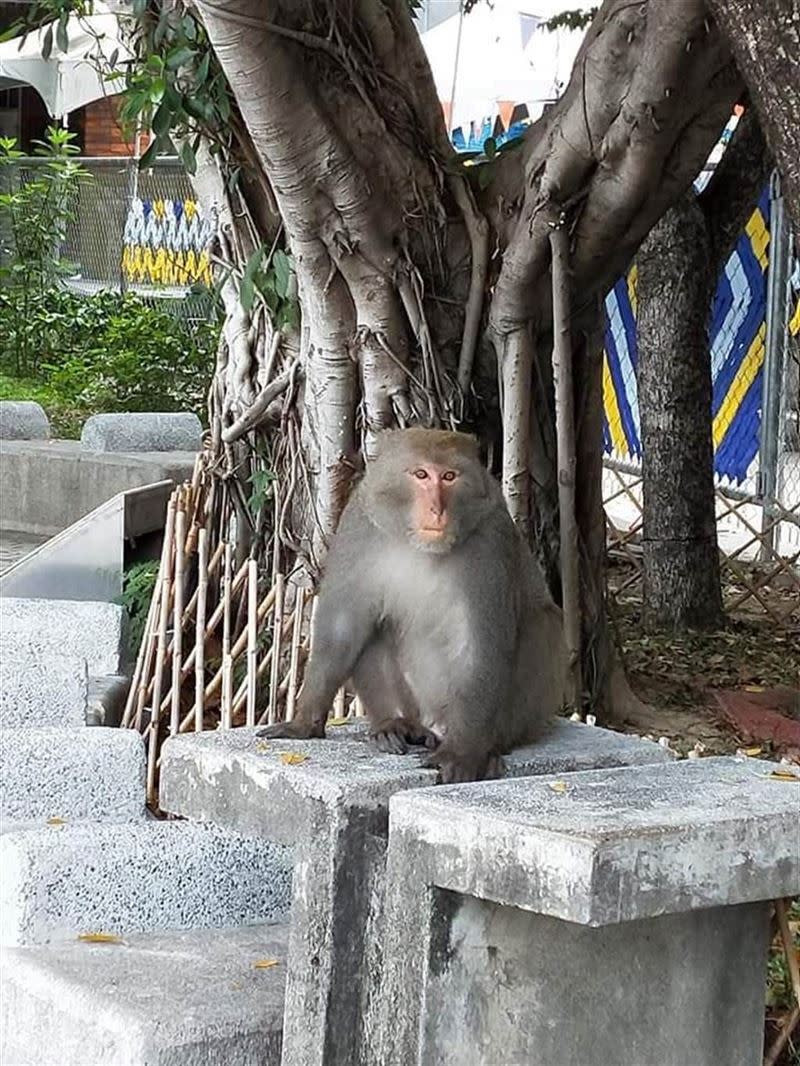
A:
[418,526,447,538]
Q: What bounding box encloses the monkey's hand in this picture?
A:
[256,719,326,741]
[370,716,439,756]
[424,747,505,784]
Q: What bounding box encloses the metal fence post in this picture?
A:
[758,169,791,559]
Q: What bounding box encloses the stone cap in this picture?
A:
[0,401,50,440]
[389,756,800,926]
[80,412,202,453]
[160,720,671,843]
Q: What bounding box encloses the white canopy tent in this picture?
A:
[420,0,585,134]
[0,3,129,119]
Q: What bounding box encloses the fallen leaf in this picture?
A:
[255,742,270,754]
[548,781,569,794]
[78,932,123,944]
[46,816,66,826]
[327,717,351,727]
[768,770,800,782]
[743,746,763,757]
[280,753,308,766]
[253,958,279,969]
[743,685,764,693]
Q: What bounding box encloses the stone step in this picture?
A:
[0,821,292,947]
[0,599,124,677]
[0,654,87,729]
[0,728,145,831]
[0,922,287,1066]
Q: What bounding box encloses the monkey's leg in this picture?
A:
[257,601,376,741]
[352,639,438,755]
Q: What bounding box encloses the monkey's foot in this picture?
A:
[370,716,439,756]
[424,748,506,784]
[256,720,326,740]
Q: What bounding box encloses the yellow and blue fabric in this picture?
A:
[122,198,215,287]
[602,186,771,485]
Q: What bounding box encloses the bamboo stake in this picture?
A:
[252,611,296,726]
[146,496,177,805]
[146,550,247,707]
[246,559,259,728]
[776,899,800,1007]
[285,587,306,721]
[267,574,285,725]
[194,527,209,733]
[121,563,162,728]
[131,570,163,733]
[333,689,346,719]
[169,505,187,737]
[550,221,582,713]
[221,542,234,730]
[178,585,278,734]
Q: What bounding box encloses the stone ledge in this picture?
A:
[0,923,287,1066]
[388,755,800,926]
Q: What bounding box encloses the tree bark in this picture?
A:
[637,109,771,631]
[707,0,800,230]
[182,0,745,716]
[638,194,724,630]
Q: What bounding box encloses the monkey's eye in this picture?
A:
[412,468,429,480]
[441,470,458,482]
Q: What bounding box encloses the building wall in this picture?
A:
[83,96,136,157]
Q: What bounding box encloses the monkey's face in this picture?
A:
[363,433,492,554]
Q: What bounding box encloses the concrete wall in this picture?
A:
[0,440,196,537]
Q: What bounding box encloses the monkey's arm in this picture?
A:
[257,499,381,740]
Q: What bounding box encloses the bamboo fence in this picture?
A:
[121,454,332,806]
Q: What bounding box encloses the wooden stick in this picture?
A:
[131,570,163,733]
[245,559,259,728]
[268,574,285,725]
[354,695,365,717]
[169,506,187,736]
[252,612,296,726]
[178,585,277,734]
[146,497,176,805]
[333,689,346,719]
[221,542,234,730]
[285,587,306,721]
[764,1004,799,1066]
[550,222,582,713]
[194,527,209,733]
[776,899,800,1007]
[121,563,162,728]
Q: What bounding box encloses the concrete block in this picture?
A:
[0,653,87,729]
[0,599,123,677]
[0,439,194,538]
[376,757,800,1066]
[0,727,145,829]
[0,401,49,441]
[0,923,287,1065]
[160,719,672,1066]
[0,820,293,946]
[81,412,202,454]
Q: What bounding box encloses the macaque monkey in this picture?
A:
[259,429,564,782]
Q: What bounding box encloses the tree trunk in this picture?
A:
[707,0,800,230]
[638,194,724,629]
[178,0,743,717]
[637,108,771,631]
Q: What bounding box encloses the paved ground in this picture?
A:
[0,531,47,575]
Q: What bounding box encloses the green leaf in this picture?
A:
[56,14,69,54]
[483,137,497,160]
[195,51,211,86]
[0,21,22,44]
[138,138,160,169]
[273,249,291,300]
[41,25,53,61]
[179,139,197,175]
[166,45,195,70]
[152,100,173,139]
[240,275,255,313]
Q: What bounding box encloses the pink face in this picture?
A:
[408,462,460,542]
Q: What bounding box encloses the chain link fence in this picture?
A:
[0,154,216,327]
[602,172,800,627]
